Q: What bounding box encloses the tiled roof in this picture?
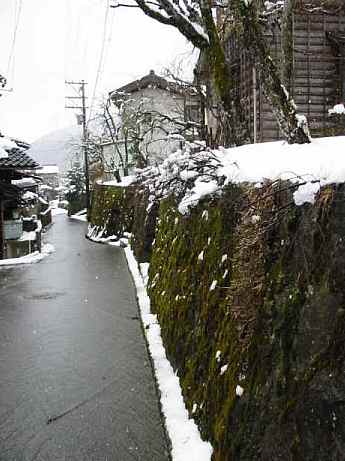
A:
[113,70,170,95]
[110,70,194,97]
[0,149,39,170]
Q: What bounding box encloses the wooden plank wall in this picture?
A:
[293,13,345,137]
[259,21,284,142]
[237,10,345,142]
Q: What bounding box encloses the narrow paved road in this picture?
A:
[0,215,169,461]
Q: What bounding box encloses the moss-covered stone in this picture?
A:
[91,177,345,460]
[131,188,159,263]
[148,181,345,460]
[89,183,136,238]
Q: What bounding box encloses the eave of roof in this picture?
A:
[0,149,39,170]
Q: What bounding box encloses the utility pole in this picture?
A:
[65,80,90,213]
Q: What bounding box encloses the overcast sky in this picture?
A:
[0,0,194,142]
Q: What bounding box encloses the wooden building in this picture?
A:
[200,0,345,144]
[0,139,40,259]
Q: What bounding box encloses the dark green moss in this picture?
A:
[91,178,345,460]
[89,183,136,238]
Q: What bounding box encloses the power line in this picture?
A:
[87,0,111,127]
[100,6,115,83]
[6,0,23,86]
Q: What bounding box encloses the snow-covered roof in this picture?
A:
[110,70,195,98]
[0,146,8,159]
[0,136,19,151]
[22,191,38,201]
[12,177,38,186]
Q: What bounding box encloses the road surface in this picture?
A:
[0,215,169,461]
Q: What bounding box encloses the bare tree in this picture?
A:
[101,88,202,172]
[111,0,311,145]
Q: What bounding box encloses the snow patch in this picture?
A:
[293,181,320,206]
[178,179,218,215]
[220,364,228,375]
[70,209,88,222]
[329,103,345,115]
[51,208,68,216]
[209,280,217,291]
[0,243,55,267]
[102,175,135,187]
[236,385,244,397]
[124,246,213,461]
[138,136,345,213]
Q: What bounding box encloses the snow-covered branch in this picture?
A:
[112,0,209,48]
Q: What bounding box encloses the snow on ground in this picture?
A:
[0,243,55,267]
[217,136,345,185]
[51,208,68,216]
[125,246,213,461]
[87,225,128,246]
[87,224,213,459]
[50,200,68,216]
[101,175,135,187]
[70,209,88,222]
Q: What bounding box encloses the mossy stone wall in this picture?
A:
[90,183,136,238]
[90,180,345,460]
[148,183,345,460]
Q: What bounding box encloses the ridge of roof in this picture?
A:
[110,70,192,98]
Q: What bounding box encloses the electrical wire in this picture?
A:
[87,0,111,127]
[100,6,115,82]
[6,0,23,87]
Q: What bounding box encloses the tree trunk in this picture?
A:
[200,0,249,147]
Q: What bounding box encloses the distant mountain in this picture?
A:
[27,126,82,172]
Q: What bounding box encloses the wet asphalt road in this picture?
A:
[0,215,169,461]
